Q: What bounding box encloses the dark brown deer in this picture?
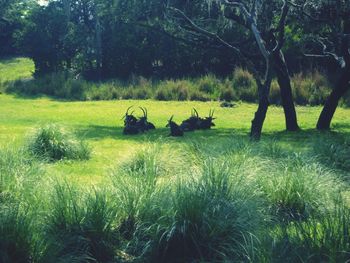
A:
[123,106,139,135]
[198,109,216,130]
[137,107,155,132]
[166,116,184,137]
[180,108,200,131]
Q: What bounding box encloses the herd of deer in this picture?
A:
[122,106,215,137]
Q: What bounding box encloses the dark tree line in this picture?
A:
[0,0,349,139]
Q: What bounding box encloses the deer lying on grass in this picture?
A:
[122,106,156,135]
[137,107,155,132]
[197,109,216,130]
[123,106,139,135]
[166,116,184,137]
[180,108,216,131]
[180,108,200,132]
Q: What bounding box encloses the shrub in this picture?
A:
[197,74,222,94]
[155,80,191,101]
[232,68,257,102]
[189,90,211,101]
[41,185,119,263]
[292,71,331,105]
[28,124,90,162]
[269,80,281,105]
[220,87,236,101]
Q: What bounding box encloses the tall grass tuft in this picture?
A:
[128,158,267,262]
[0,203,35,263]
[313,134,350,171]
[0,147,42,203]
[257,154,342,222]
[41,184,119,262]
[28,124,90,162]
[272,197,350,262]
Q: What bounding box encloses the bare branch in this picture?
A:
[168,6,242,55]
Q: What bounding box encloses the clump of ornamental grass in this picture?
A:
[257,154,343,222]
[123,158,267,262]
[28,124,90,162]
[0,147,42,203]
[0,203,36,263]
[41,184,119,263]
[118,143,188,178]
[313,134,350,172]
[271,196,350,262]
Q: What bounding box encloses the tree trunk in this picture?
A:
[316,67,350,130]
[273,51,299,131]
[250,81,271,140]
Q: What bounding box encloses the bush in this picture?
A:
[41,185,119,262]
[220,87,236,101]
[269,80,281,105]
[189,90,211,101]
[292,71,331,106]
[28,124,90,162]
[197,74,222,95]
[232,68,257,102]
[155,80,191,101]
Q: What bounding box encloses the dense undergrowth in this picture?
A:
[1,127,350,262]
[4,67,347,107]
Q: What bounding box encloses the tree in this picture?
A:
[298,0,350,130]
[165,0,299,139]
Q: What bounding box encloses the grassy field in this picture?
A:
[1,58,350,262]
[1,93,350,184]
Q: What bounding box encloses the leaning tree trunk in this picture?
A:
[316,67,350,130]
[273,51,299,131]
[250,81,271,140]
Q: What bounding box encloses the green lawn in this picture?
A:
[1,57,350,184]
[1,92,350,185]
[0,57,34,83]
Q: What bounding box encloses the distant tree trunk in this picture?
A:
[316,67,350,130]
[317,26,350,130]
[272,51,299,131]
[95,16,102,80]
[250,75,272,140]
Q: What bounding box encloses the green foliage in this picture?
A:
[292,72,331,106]
[41,184,119,262]
[272,198,350,262]
[232,68,257,102]
[258,154,341,222]
[152,159,265,262]
[0,147,41,202]
[28,124,90,162]
[0,204,35,263]
[313,135,350,171]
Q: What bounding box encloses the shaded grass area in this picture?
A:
[1,134,350,262]
[0,57,34,84]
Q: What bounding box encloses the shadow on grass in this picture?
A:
[76,124,350,144]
